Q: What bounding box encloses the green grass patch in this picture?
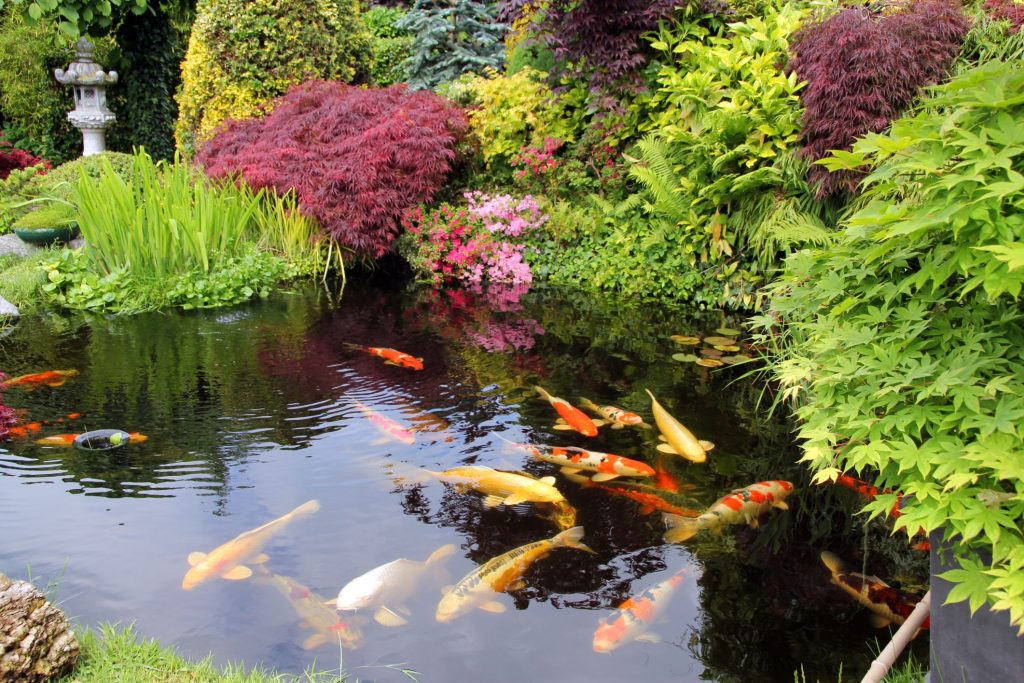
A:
[0,251,50,313]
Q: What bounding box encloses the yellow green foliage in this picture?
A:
[175,0,371,155]
[465,67,583,166]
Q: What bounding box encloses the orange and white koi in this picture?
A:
[435,527,594,622]
[593,569,689,653]
[820,551,929,631]
[35,432,148,447]
[663,480,794,543]
[2,369,78,390]
[514,442,654,482]
[579,397,646,429]
[253,567,363,650]
[346,344,423,371]
[645,390,713,463]
[564,471,697,517]
[353,400,415,445]
[182,499,320,590]
[535,386,599,437]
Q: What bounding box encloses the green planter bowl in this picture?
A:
[14,224,79,246]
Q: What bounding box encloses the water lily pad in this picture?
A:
[700,348,723,357]
[714,344,741,352]
[716,327,741,336]
[670,335,701,345]
[695,358,724,368]
[704,336,736,346]
[671,353,699,362]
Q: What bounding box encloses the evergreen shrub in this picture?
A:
[364,5,414,86]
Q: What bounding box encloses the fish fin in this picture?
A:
[657,434,667,442]
[820,551,844,574]
[591,419,607,427]
[323,599,337,607]
[222,565,253,580]
[773,500,789,510]
[374,606,408,627]
[187,552,207,566]
[534,386,551,401]
[479,601,507,614]
[868,614,892,629]
[483,495,505,508]
[639,505,654,515]
[425,543,457,567]
[302,634,330,650]
[506,580,527,592]
[560,467,583,476]
[251,553,270,565]
[698,440,715,451]
[663,515,700,543]
[503,492,530,505]
[636,632,663,644]
[656,443,679,455]
[384,361,398,366]
[553,424,574,431]
[395,604,412,616]
[611,423,625,430]
[538,476,557,486]
[749,517,760,529]
[591,473,620,482]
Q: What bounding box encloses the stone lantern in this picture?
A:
[54,38,118,156]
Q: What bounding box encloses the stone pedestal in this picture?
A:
[54,38,117,157]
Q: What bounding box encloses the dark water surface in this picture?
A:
[0,281,928,682]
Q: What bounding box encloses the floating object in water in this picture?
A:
[182,500,320,590]
[645,390,712,463]
[670,335,701,345]
[593,568,690,653]
[2,369,78,390]
[715,327,741,336]
[579,397,646,429]
[334,543,457,627]
[695,358,724,368]
[435,526,594,623]
[346,344,423,371]
[820,551,929,631]
[713,345,741,352]
[353,400,415,446]
[515,442,654,482]
[253,567,363,650]
[535,386,599,436]
[663,480,793,543]
[72,429,136,452]
[671,353,699,363]
[703,336,736,346]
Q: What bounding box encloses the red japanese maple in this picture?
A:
[0,135,48,180]
[197,81,469,259]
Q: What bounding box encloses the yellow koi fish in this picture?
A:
[333,543,457,627]
[579,397,646,429]
[182,499,320,590]
[435,527,595,622]
[645,389,714,463]
[663,480,793,543]
[430,465,565,507]
[253,567,363,650]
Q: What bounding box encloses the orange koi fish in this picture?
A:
[579,397,646,429]
[6,422,42,439]
[515,442,655,482]
[346,344,423,371]
[646,390,714,463]
[821,551,929,631]
[663,480,794,543]
[652,454,681,493]
[253,567,363,650]
[564,471,697,517]
[535,386,598,437]
[353,400,415,445]
[825,474,927,548]
[593,568,689,653]
[3,369,79,390]
[67,413,81,419]
[182,500,320,590]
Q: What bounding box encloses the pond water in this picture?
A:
[0,280,928,682]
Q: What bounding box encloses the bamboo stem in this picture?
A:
[860,590,932,683]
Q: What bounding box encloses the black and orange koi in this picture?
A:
[820,551,929,631]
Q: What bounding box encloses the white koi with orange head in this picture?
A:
[645,389,713,463]
[435,526,595,623]
[182,499,320,590]
[593,568,689,653]
[535,386,599,437]
[663,480,793,543]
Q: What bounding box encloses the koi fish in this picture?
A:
[564,471,697,517]
[34,432,148,447]
[435,526,594,622]
[253,567,363,650]
[67,413,81,419]
[820,551,929,631]
[346,344,423,371]
[396,398,454,442]
[182,499,320,590]
[429,465,565,507]
[334,543,456,627]
[645,390,713,463]
[2,369,79,390]
[593,569,689,653]
[652,454,681,493]
[825,474,926,547]
[544,500,579,531]
[535,386,599,437]
[353,400,415,446]
[663,480,794,543]
[579,398,646,429]
[514,442,655,482]
[6,422,41,439]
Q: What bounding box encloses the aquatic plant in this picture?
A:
[788,0,969,197]
[197,81,468,260]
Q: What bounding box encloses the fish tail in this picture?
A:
[820,551,844,575]
[663,514,701,543]
[534,385,552,402]
[578,397,598,411]
[426,543,458,567]
[291,499,321,518]
[552,526,596,554]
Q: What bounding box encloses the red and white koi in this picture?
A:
[663,480,794,543]
[346,344,424,371]
[353,400,416,445]
[535,386,598,437]
[515,442,655,482]
[593,568,689,653]
[579,397,646,429]
[820,551,929,631]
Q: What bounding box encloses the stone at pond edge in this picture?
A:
[0,572,79,682]
[0,296,19,318]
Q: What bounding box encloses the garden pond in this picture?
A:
[0,280,929,682]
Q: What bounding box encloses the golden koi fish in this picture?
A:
[435,526,595,622]
[182,499,320,590]
[253,567,363,650]
[645,389,714,463]
[579,397,646,429]
[429,465,565,507]
[663,480,793,543]
[333,543,456,627]
[593,568,689,653]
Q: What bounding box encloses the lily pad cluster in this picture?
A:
[669,327,752,368]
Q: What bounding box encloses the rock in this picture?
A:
[0,572,79,683]
[0,296,19,319]
[0,233,39,258]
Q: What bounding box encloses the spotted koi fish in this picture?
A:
[579,398,645,429]
[820,551,929,631]
[593,568,689,653]
[564,471,697,518]
[535,386,599,437]
[346,344,424,371]
[645,390,713,463]
[435,526,594,622]
[516,442,654,482]
[663,480,794,543]
[2,369,78,390]
[353,400,416,445]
